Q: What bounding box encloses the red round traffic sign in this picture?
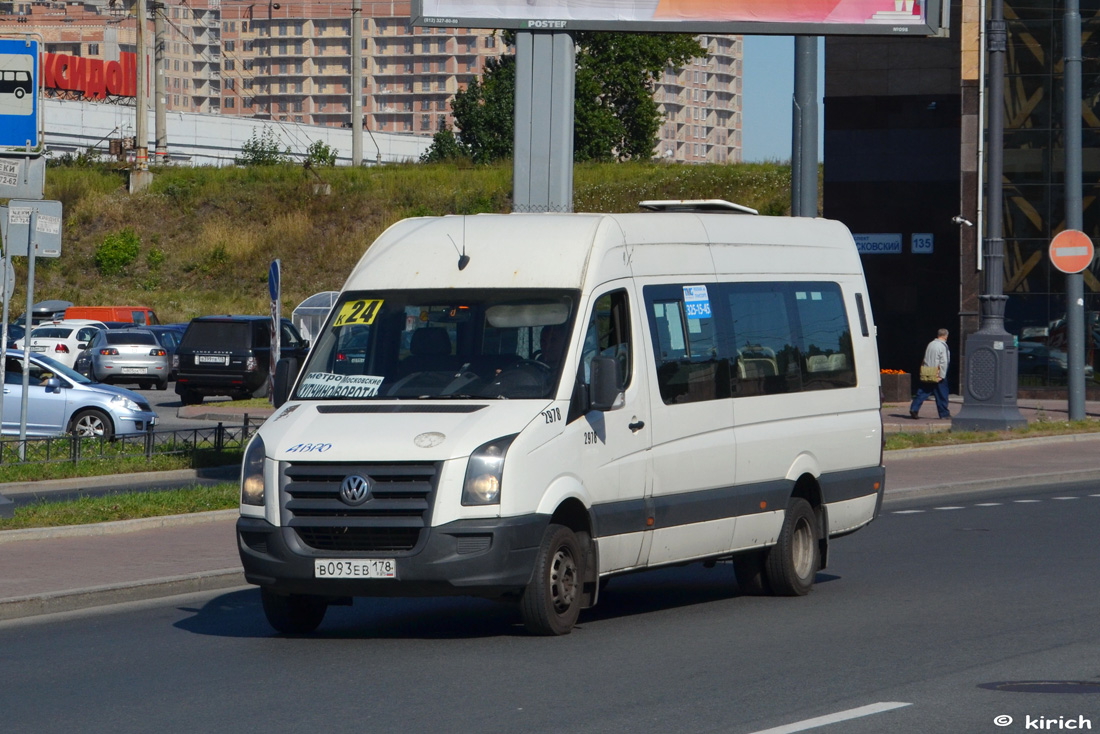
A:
[1050,229,1095,274]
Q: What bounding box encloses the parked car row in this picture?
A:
[0,312,311,438]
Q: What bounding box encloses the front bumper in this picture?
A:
[237,514,549,599]
[114,410,157,436]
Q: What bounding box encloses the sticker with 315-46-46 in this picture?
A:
[334,299,384,327]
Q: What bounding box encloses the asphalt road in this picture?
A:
[2,480,1099,734]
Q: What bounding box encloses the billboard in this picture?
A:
[413,0,948,36]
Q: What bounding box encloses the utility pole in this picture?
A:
[791,36,818,217]
[134,0,148,170]
[1064,0,1085,420]
[153,0,167,163]
[351,0,363,166]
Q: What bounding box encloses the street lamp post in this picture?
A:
[952,1,1027,431]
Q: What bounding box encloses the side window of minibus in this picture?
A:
[724,283,802,396]
[579,290,632,389]
[644,285,728,405]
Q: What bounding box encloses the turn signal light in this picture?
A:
[99,348,119,355]
[149,348,166,356]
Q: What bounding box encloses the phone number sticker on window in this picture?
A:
[333,299,384,327]
[683,285,712,319]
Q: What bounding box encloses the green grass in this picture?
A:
[885,418,1100,451]
[0,448,243,484]
[0,483,238,530]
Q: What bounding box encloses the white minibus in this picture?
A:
[238,202,885,635]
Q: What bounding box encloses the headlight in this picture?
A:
[110,394,141,412]
[241,435,266,507]
[462,435,517,506]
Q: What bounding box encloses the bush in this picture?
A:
[305,140,338,167]
[235,128,292,166]
[95,228,141,276]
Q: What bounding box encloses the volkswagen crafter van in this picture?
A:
[238,202,886,635]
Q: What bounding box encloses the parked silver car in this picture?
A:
[2,352,157,439]
[86,329,170,390]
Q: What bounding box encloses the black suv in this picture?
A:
[175,315,308,404]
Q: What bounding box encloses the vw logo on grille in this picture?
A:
[339,474,372,506]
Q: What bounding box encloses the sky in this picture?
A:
[740,36,826,163]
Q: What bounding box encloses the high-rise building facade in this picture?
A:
[10,0,741,163]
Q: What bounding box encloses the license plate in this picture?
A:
[121,367,146,375]
[197,355,228,365]
[31,345,45,352]
[314,558,396,579]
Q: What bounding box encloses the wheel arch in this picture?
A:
[543,492,599,610]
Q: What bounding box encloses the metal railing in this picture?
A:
[0,415,264,468]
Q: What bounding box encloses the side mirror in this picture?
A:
[273,357,300,408]
[45,377,62,391]
[589,356,624,412]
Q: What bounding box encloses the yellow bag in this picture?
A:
[919,365,939,382]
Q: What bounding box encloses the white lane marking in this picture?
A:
[1091,494,1100,498]
[974,502,1002,506]
[1052,496,1079,500]
[934,506,965,511]
[1014,499,1042,503]
[746,702,913,734]
[893,510,925,514]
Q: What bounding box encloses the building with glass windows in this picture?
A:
[825,0,1100,393]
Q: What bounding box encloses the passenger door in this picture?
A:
[2,357,67,435]
[639,282,738,567]
[567,284,653,574]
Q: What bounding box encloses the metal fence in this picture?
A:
[0,415,265,467]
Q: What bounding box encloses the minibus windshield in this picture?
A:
[294,289,578,400]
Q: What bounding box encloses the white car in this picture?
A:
[15,319,106,370]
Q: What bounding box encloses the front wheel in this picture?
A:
[764,498,820,596]
[520,524,583,636]
[71,409,114,441]
[261,589,328,634]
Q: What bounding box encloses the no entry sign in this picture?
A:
[1049,229,1095,274]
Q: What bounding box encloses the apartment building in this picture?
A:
[7,0,740,163]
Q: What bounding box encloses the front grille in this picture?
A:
[282,461,439,553]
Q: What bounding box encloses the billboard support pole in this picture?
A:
[791,36,818,218]
[512,31,575,213]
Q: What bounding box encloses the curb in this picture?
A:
[0,508,238,544]
[884,467,1100,500]
[885,431,1100,459]
[0,569,247,622]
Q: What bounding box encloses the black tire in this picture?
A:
[764,498,820,596]
[520,524,584,636]
[733,549,770,595]
[71,409,114,441]
[156,379,169,391]
[180,389,202,406]
[15,88,24,99]
[260,589,328,634]
[252,379,270,399]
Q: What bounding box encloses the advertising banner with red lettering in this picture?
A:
[413,0,946,36]
[41,52,136,100]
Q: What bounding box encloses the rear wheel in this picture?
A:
[156,379,169,391]
[179,389,202,406]
[71,409,114,441]
[260,589,328,634]
[520,524,583,636]
[252,380,270,399]
[764,498,820,596]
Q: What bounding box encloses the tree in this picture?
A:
[421,33,704,164]
[304,139,338,167]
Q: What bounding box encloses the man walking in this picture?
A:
[910,328,951,419]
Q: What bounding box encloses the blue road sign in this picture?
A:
[0,38,38,150]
